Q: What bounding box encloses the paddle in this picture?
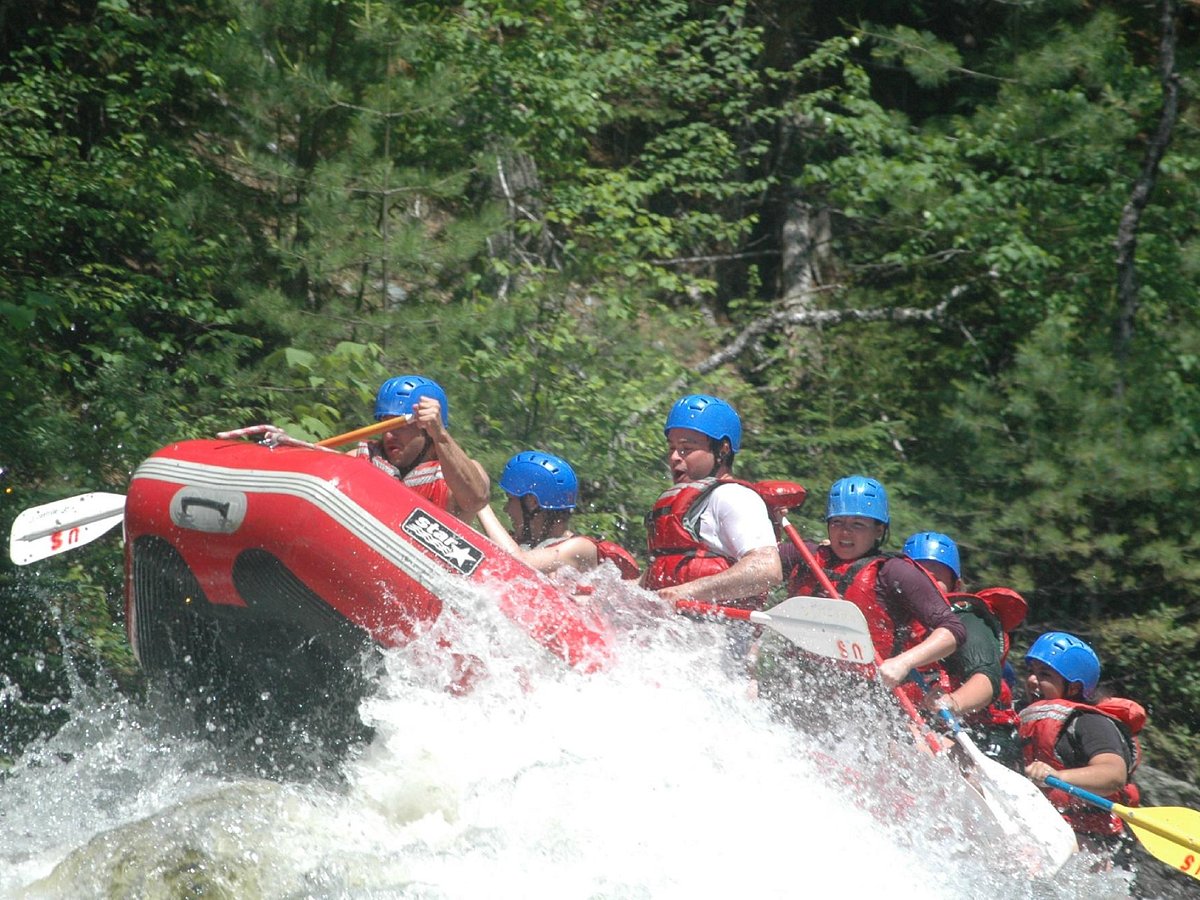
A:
[929,689,1078,869]
[9,492,127,565]
[315,414,409,448]
[216,414,411,449]
[7,417,412,565]
[1044,774,1200,879]
[676,595,875,664]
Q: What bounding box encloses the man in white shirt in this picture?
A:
[641,394,782,608]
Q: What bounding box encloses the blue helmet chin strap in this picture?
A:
[516,494,539,547]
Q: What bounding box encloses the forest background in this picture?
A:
[1,0,1198,791]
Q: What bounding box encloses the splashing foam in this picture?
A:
[2,573,1134,898]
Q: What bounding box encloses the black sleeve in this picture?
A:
[1057,713,1133,770]
[941,610,1002,700]
[878,557,968,647]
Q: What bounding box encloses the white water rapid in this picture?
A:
[1,570,1135,899]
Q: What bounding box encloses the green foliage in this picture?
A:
[254,341,391,438]
[869,25,963,89]
[0,0,264,487]
[455,283,690,546]
[916,315,1200,620]
[1091,608,1200,783]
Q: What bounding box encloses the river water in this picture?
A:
[0,571,1134,899]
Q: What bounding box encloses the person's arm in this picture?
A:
[939,673,996,717]
[877,627,958,689]
[518,537,600,575]
[655,545,782,604]
[885,559,968,645]
[928,609,1003,716]
[1028,713,1131,793]
[876,558,965,687]
[777,539,801,573]
[477,506,599,575]
[477,505,521,552]
[414,397,490,517]
[1027,752,1128,795]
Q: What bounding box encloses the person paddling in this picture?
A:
[477,451,639,580]
[780,477,965,690]
[357,374,490,520]
[1020,631,1146,865]
[641,394,782,608]
[756,477,962,747]
[902,531,1023,765]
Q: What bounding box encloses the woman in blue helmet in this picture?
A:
[357,374,490,519]
[642,394,781,608]
[781,477,966,691]
[477,451,639,579]
[1019,631,1145,857]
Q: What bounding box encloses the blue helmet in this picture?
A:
[903,531,961,580]
[375,375,449,426]
[500,451,578,510]
[826,475,889,524]
[1026,632,1101,700]
[664,394,742,453]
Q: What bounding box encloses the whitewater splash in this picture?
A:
[1,571,1134,899]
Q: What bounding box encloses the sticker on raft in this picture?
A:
[402,509,485,575]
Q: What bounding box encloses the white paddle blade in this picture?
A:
[752,596,876,663]
[9,492,126,565]
[956,733,1077,873]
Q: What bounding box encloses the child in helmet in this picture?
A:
[780,477,967,690]
[758,477,963,742]
[1019,631,1145,860]
[902,531,1023,765]
[477,451,639,580]
[358,374,490,519]
[641,394,782,608]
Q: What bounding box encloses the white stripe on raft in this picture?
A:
[131,457,486,612]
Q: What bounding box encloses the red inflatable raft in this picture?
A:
[122,439,614,746]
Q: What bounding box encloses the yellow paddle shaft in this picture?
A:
[315,415,410,448]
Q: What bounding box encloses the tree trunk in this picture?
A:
[1113,0,1179,395]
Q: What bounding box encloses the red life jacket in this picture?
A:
[356,440,401,476]
[399,459,452,511]
[1018,697,1145,836]
[355,444,453,513]
[790,548,933,660]
[644,477,764,607]
[590,537,641,580]
[356,444,453,511]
